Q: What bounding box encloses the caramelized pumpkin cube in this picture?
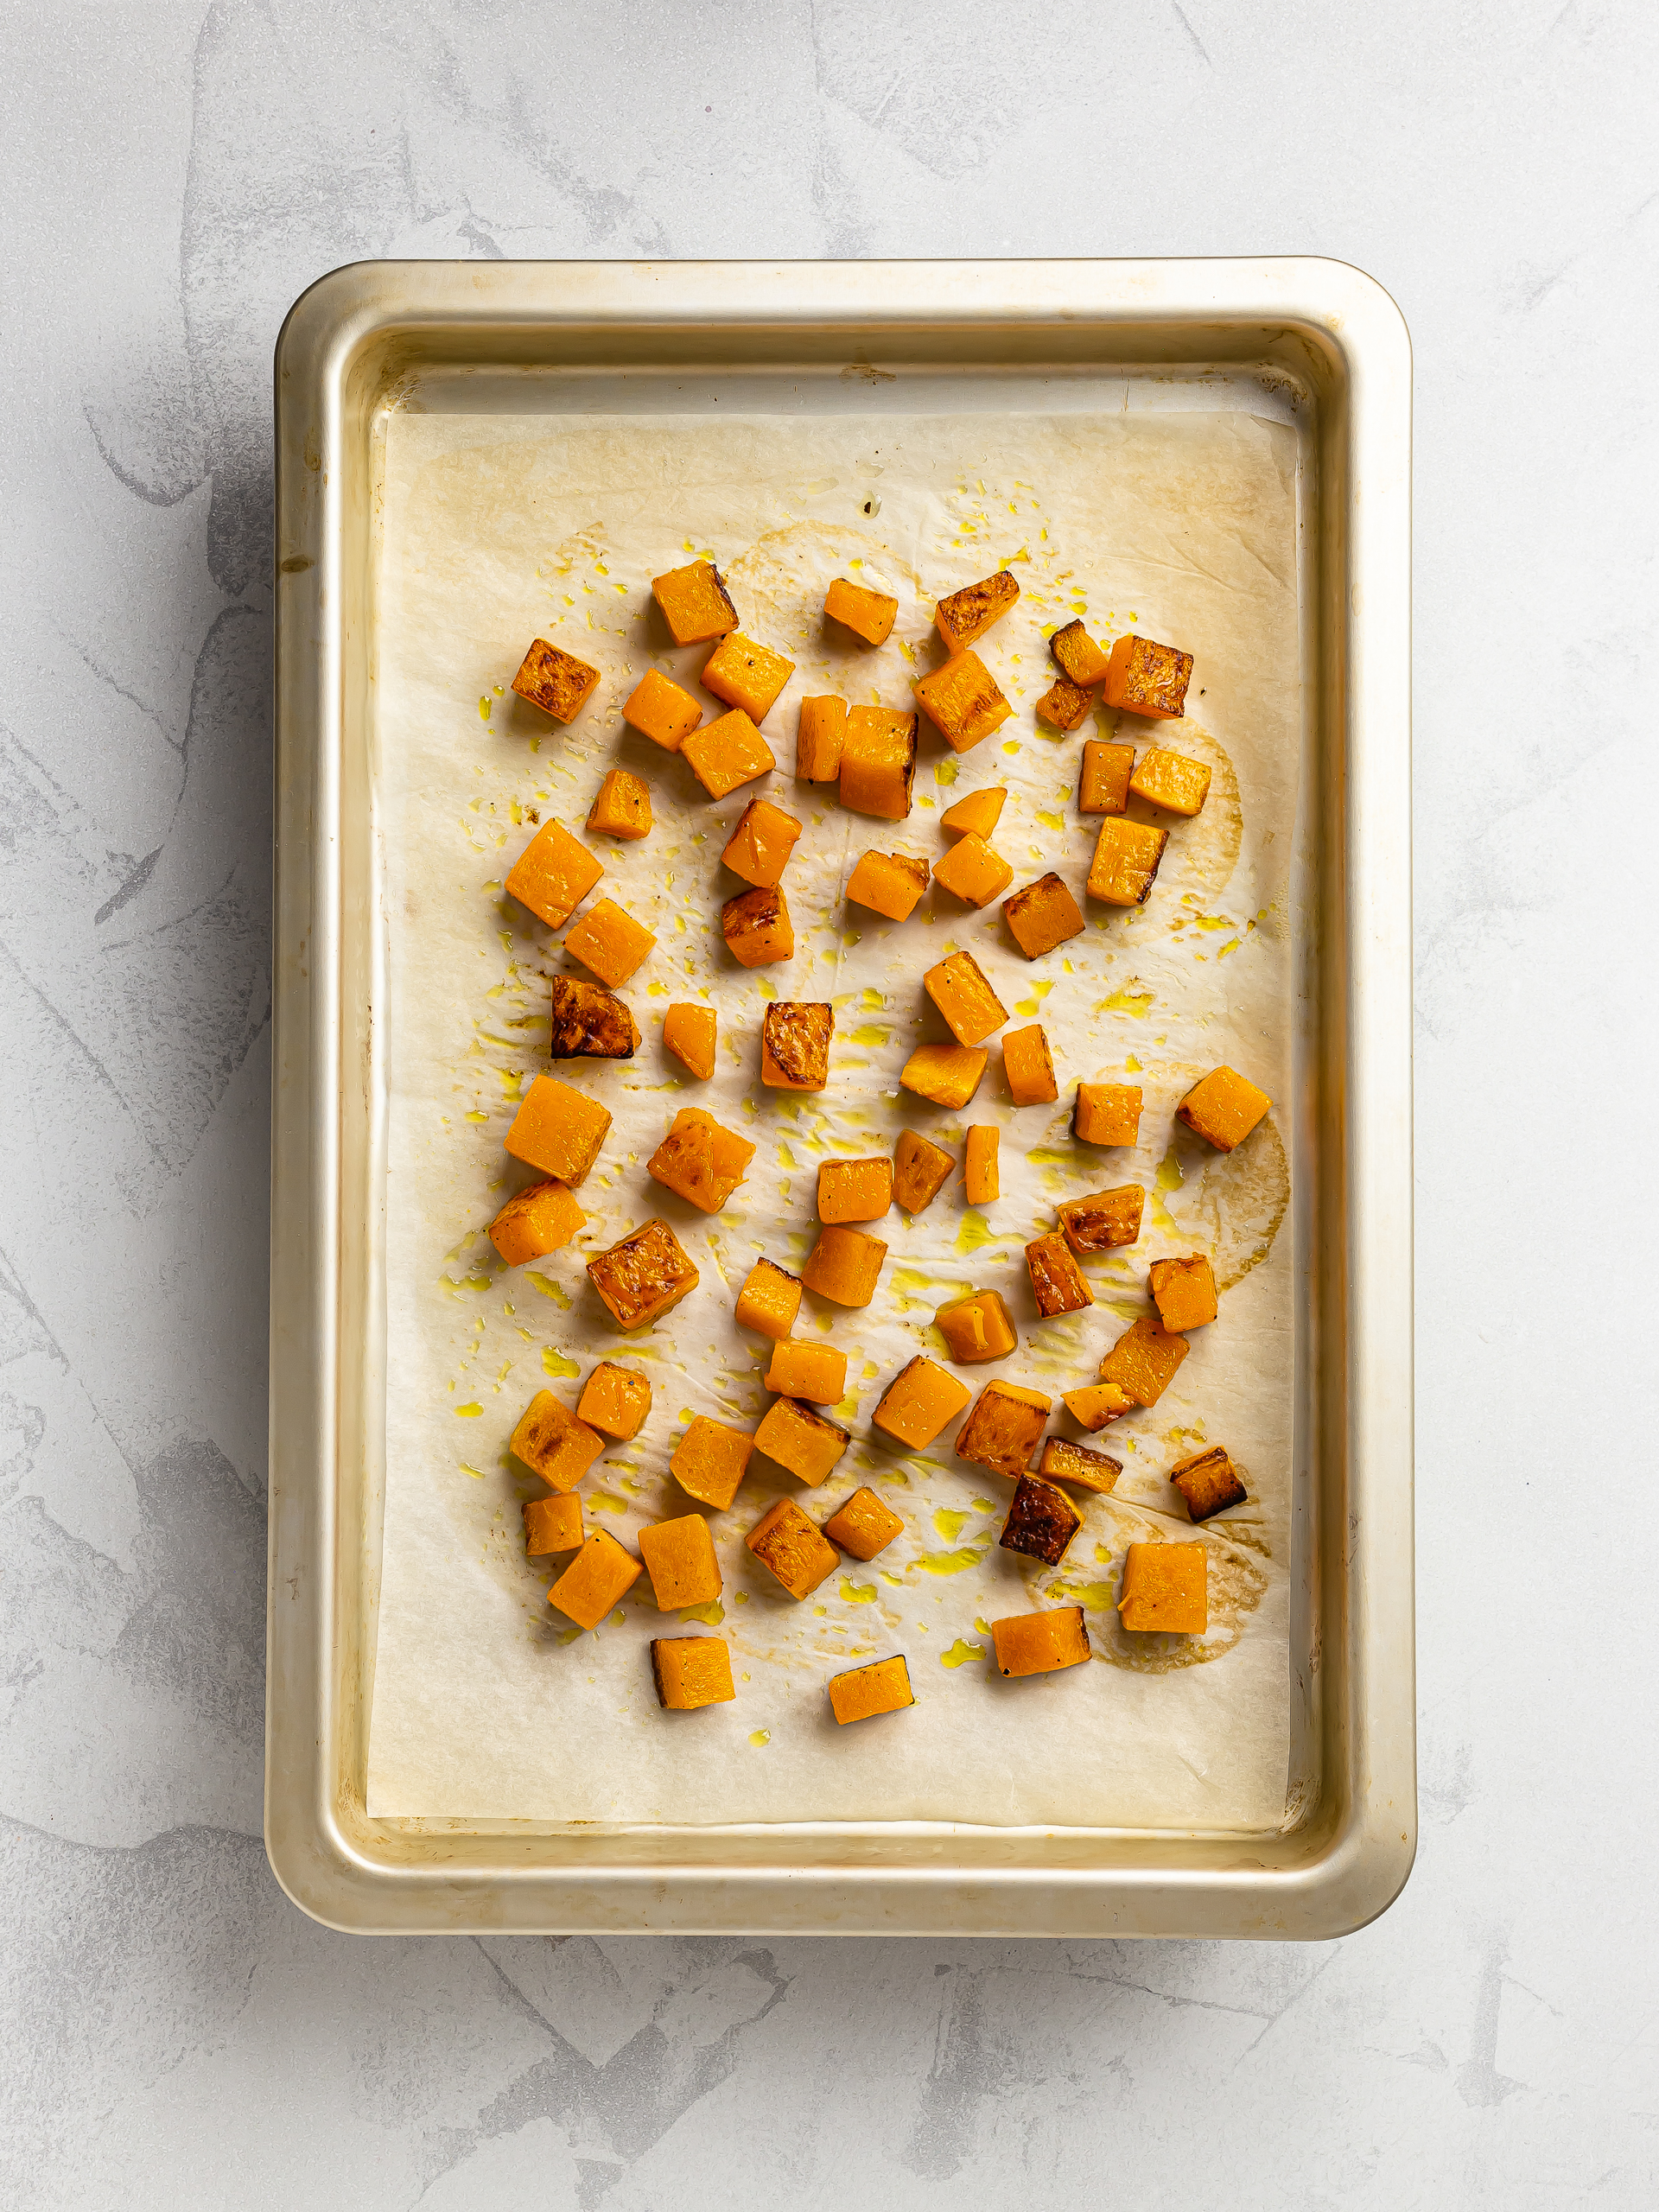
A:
[587,1217,701,1330]
[872,1355,972,1447]
[683,707,776,800]
[796,694,848,781]
[1149,1254,1218,1332]
[1002,1023,1058,1105]
[1078,740,1136,815]
[932,832,1014,908]
[576,1361,652,1442]
[647,1108,756,1214]
[913,651,1012,753]
[505,818,603,930]
[1087,817,1169,906]
[1050,620,1111,688]
[800,1225,888,1307]
[623,666,702,753]
[587,767,652,841]
[1177,1066,1272,1151]
[1062,1381,1135,1431]
[1129,747,1211,817]
[761,1001,833,1090]
[991,1605,1090,1678]
[825,576,898,645]
[1102,634,1192,721]
[899,1042,988,1109]
[721,883,794,968]
[829,1655,913,1724]
[548,1529,642,1629]
[817,1157,893,1224]
[652,558,737,645]
[935,1288,1016,1365]
[663,1001,716,1079]
[488,1179,585,1265]
[549,975,639,1059]
[1058,1185,1144,1254]
[939,784,1007,838]
[999,1474,1081,1567]
[638,1513,722,1611]
[935,569,1019,653]
[1118,1541,1207,1632]
[755,1395,850,1487]
[1170,1445,1248,1522]
[823,1486,904,1560]
[1003,872,1084,960]
[955,1379,1051,1478]
[924,948,1007,1046]
[893,1128,956,1214]
[1099,1317,1189,1406]
[1036,676,1092,732]
[510,1390,606,1493]
[840,706,918,819]
[846,849,929,921]
[702,632,795,723]
[963,1125,1000,1204]
[511,637,601,722]
[1039,1436,1123,1496]
[764,1340,848,1405]
[1026,1231,1094,1319]
[651,1636,736,1710]
[564,898,656,988]
[1074,1083,1142,1146]
[745,1497,839,1600]
[523,1492,583,1556]
[505,1075,612,1185]
[722,798,802,887]
[670,1416,754,1510]
[734,1257,803,1341]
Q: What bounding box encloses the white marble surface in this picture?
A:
[2,2,1655,2202]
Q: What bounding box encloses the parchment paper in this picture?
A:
[366,386,1301,1831]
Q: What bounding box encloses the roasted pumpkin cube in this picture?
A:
[1002,1023,1058,1105]
[721,883,794,968]
[1050,620,1111,688]
[924,948,1007,1046]
[587,767,652,841]
[1149,1254,1218,1332]
[840,706,918,819]
[823,1486,904,1560]
[1078,740,1136,815]
[722,798,802,887]
[933,832,1014,908]
[1099,1317,1189,1406]
[991,1605,1090,1678]
[899,1042,988,1109]
[1037,676,1092,732]
[1103,633,1193,721]
[683,707,776,800]
[1038,1437,1123,1497]
[955,1379,1051,1478]
[745,1497,839,1600]
[872,1355,972,1447]
[963,1125,1000,1204]
[825,576,899,645]
[524,1492,583,1556]
[913,651,1012,753]
[939,785,1007,839]
[1003,872,1084,960]
[488,1178,585,1265]
[734,1257,803,1340]
[1062,1381,1135,1431]
[1058,1185,1144,1254]
[549,975,639,1059]
[663,1001,716,1080]
[801,1225,888,1307]
[935,569,1019,653]
[935,1288,1016,1365]
[638,1513,722,1611]
[1026,1231,1094,1319]
[797,695,848,781]
[1177,1065,1272,1151]
[577,1361,652,1442]
[893,1128,956,1214]
[702,632,796,722]
[1087,817,1169,906]
[510,1390,606,1494]
[511,637,601,722]
[647,1107,756,1214]
[755,1395,849,1487]
[623,666,702,752]
[652,558,737,645]
[999,1474,1081,1567]
[505,818,603,930]
[1129,747,1211,817]
[548,1529,642,1630]
[1074,1083,1142,1146]
[829,1655,913,1724]
[846,849,930,921]
[671,1415,754,1510]
[1119,1541,1207,1632]
[1171,1445,1248,1522]
[505,1075,612,1185]
[651,1636,736,1710]
[760,1001,832,1090]
[564,898,656,988]
[587,1217,701,1330]
[764,1339,848,1405]
[817,1157,892,1224]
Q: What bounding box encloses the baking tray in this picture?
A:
[268,257,1413,1937]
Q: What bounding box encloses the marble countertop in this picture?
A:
[3,2,1655,2203]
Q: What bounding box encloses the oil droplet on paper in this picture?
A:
[941,1637,984,1669]
[749,1729,771,1748]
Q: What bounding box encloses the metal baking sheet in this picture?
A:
[268,258,1413,1936]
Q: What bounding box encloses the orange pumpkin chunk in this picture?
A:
[840,705,918,819]
[1003,873,1084,960]
[511,637,600,722]
[935,1288,1016,1365]
[846,849,929,921]
[933,831,1014,908]
[764,1339,848,1405]
[823,1486,905,1560]
[587,1218,700,1330]
[1063,1382,1135,1432]
[800,1225,888,1307]
[510,1390,606,1494]
[1050,620,1111,688]
[755,1395,850,1487]
[488,1179,585,1265]
[734,1258,803,1341]
[963,1125,1000,1204]
[924,949,1007,1046]
[992,1605,1090,1678]
[745,1497,840,1600]
[797,694,848,781]
[505,819,603,930]
[1026,1232,1094,1319]
[899,1042,988,1109]
[623,666,702,752]
[1038,1436,1123,1497]
[505,1075,612,1185]
[647,1107,755,1214]
[939,784,1007,838]
[1036,676,1092,732]
[721,884,794,968]
[683,707,775,800]
[548,1529,642,1630]
[587,767,652,841]
[652,1636,736,1710]
[1170,1445,1248,1522]
[1074,1083,1142,1146]
[663,1002,716,1079]
[1002,1023,1058,1105]
[1099,1317,1189,1406]
[1102,634,1193,721]
[1058,1185,1144,1254]
[523,1493,583,1556]
[829,1655,913,1724]
[702,632,796,722]
[1177,1066,1273,1151]
[1078,740,1136,815]
[893,1128,956,1214]
[564,899,656,988]
[670,1416,754,1510]
[1000,1474,1081,1567]
[1118,1541,1208,1632]
[817,1157,893,1224]
[577,1361,652,1441]
[825,577,899,645]
[638,1513,722,1611]
[1129,748,1211,817]
[935,569,1019,653]
[761,1001,833,1090]
[548,975,639,1059]
[722,798,802,887]
[955,1379,1050,1478]
[652,559,738,645]
[1087,817,1169,906]
[1149,1254,1218,1332]
[872,1356,971,1449]
[913,651,1012,753]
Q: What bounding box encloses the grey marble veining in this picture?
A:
[3,1,1656,2202]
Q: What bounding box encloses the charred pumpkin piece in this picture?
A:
[548,1529,642,1630]
[1077,740,1137,815]
[734,1258,803,1341]
[1086,817,1169,906]
[924,948,1007,1046]
[764,1339,848,1406]
[934,569,1019,653]
[840,706,918,819]
[755,1395,850,1487]
[1003,872,1084,960]
[587,1217,701,1330]
[817,1157,893,1224]
[822,1486,904,1560]
[1062,1381,1135,1432]
[846,849,930,921]
[1050,620,1111,688]
[1074,1083,1142,1146]
[638,1513,722,1611]
[652,559,738,645]
[1118,1541,1208,1632]
[1058,1185,1144,1254]
[1149,1254,1218,1332]
[511,637,601,721]
[991,1605,1090,1678]
[523,1492,583,1556]
[670,1415,754,1510]
[1102,634,1193,721]
[893,1128,956,1214]
[999,1474,1081,1567]
[587,767,652,841]
[932,831,1014,908]
[828,1655,913,1724]
[954,1379,1051,1479]
[651,1636,736,1710]
[548,975,639,1059]
[934,1288,1016,1365]
[663,1001,716,1080]
[646,1108,756,1214]
[899,1042,988,1109]
[683,707,776,800]
[963,1126,1000,1204]
[1025,1231,1094,1319]
[872,1355,972,1447]
[564,899,657,988]
[761,1001,833,1091]
[1036,676,1092,732]
[1176,1066,1272,1151]
[913,651,1012,753]
[505,1075,612,1185]
[1001,1023,1058,1106]
[623,666,702,752]
[824,576,899,645]
[488,1179,585,1265]
[1170,1445,1248,1522]
[1129,747,1211,817]
[702,632,796,723]
[576,1361,652,1442]
[800,1225,888,1307]
[1038,1436,1123,1497]
[509,1390,606,1493]
[939,784,1007,838]
[722,798,803,887]
[745,1497,839,1600]
[797,695,848,781]
[721,883,794,968]
[505,818,603,930]
[1098,1317,1189,1406]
